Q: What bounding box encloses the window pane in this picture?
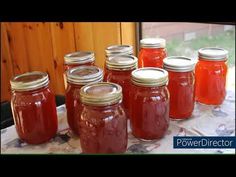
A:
[141,22,235,90]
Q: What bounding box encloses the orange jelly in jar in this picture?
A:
[10,71,58,144]
[163,56,196,119]
[64,51,95,88]
[138,38,167,68]
[65,66,103,135]
[104,55,137,118]
[195,47,228,105]
[79,82,127,153]
[130,68,169,140]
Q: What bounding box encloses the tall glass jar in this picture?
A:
[79,82,127,153]
[10,71,58,144]
[163,56,195,119]
[64,51,95,88]
[195,47,228,105]
[65,66,103,135]
[104,55,137,118]
[138,38,167,68]
[130,68,169,140]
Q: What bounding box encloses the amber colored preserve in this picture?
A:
[79,82,127,153]
[138,38,167,68]
[130,68,169,140]
[63,51,95,88]
[195,47,228,105]
[104,55,137,117]
[163,56,196,119]
[65,66,103,135]
[10,72,58,144]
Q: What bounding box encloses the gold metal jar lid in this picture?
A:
[131,67,168,87]
[163,56,196,72]
[198,47,228,61]
[106,55,138,71]
[80,82,122,106]
[66,66,103,85]
[140,38,166,48]
[64,51,95,64]
[10,71,49,91]
[105,45,133,57]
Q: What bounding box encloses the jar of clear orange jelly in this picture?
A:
[195,47,228,105]
[138,38,167,68]
[64,51,95,88]
[65,66,103,135]
[163,56,196,119]
[104,55,138,118]
[10,71,58,144]
[130,68,169,140]
[79,82,127,153]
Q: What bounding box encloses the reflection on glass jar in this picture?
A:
[10,71,58,144]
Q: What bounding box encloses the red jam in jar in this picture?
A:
[163,56,195,119]
[104,55,137,118]
[10,71,58,144]
[195,47,228,105]
[65,66,103,135]
[130,68,169,140]
[64,51,95,88]
[138,38,167,68]
[79,82,127,153]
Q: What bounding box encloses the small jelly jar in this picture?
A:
[138,38,167,68]
[10,71,58,144]
[130,68,169,140]
[79,82,127,153]
[104,55,137,118]
[195,47,228,105]
[163,56,195,119]
[63,51,95,88]
[65,66,103,135]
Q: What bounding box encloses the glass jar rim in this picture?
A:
[64,51,95,64]
[140,38,166,48]
[66,66,103,85]
[198,47,228,61]
[131,67,168,87]
[105,45,133,57]
[106,55,138,71]
[10,71,49,91]
[80,82,122,106]
[163,56,196,72]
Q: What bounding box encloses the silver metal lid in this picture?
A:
[66,66,103,85]
[64,51,95,64]
[10,71,49,91]
[105,45,133,57]
[198,47,228,61]
[131,67,168,87]
[140,38,166,48]
[163,56,196,72]
[106,55,138,71]
[80,82,122,106]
